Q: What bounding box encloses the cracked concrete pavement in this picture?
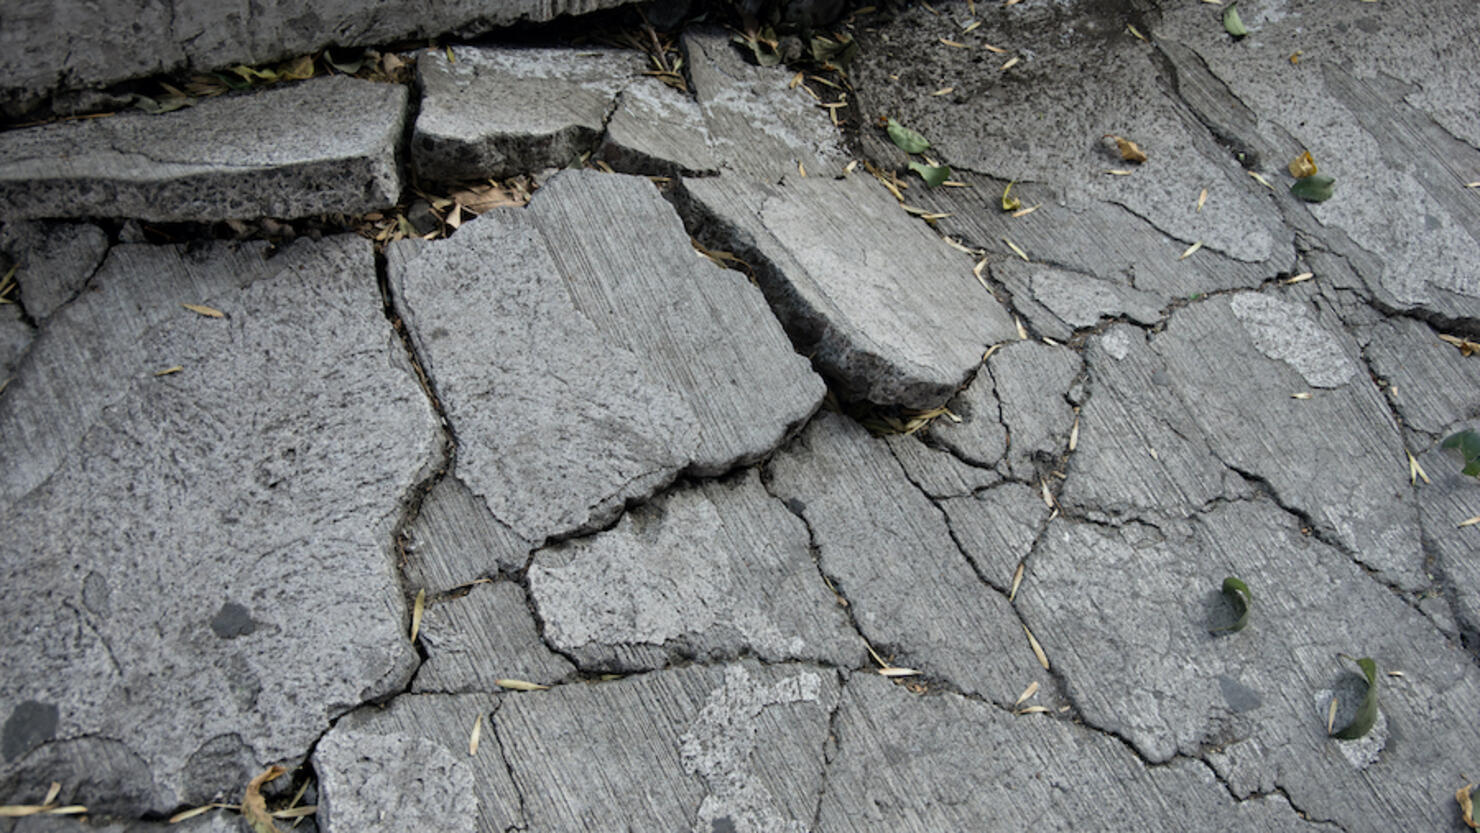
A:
[2,0,1479,831]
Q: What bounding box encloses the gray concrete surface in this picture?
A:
[3,1,1479,831]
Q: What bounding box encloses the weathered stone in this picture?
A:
[0,0,635,115]
[682,173,1016,407]
[413,47,638,182]
[1155,0,1480,325]
[927,340,1079,479]
[766,413,1053,706]
[1018,500,1480,832]
[683,29,847,181]
[389,170,821,543]
[497,663,836,831]
[993,261,1165,342]
[528,470,862,671]
[1059,324,1250,522]
[414,581,574,693]
[402,475,532,593]
[0,235,440,815]
[849,3,1291,280]
[0,76,405,222]
[0,221,109,320]
[316,729,477,833]
[819,674,1326,832]
[328,693,519,833]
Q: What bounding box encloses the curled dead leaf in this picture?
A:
[1458,782,1477,829]
[1288,150,1318,178]
[242,765,286,833]
[1105,134,1148,163]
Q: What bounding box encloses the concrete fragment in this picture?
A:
[766,413,1052,705]
[1019,500,1480,832]
[599,76,720,175]
[528,470,862,671]
[939,340,1079,479]
[683,29,847,180]
[994,261,1164,341]
[496,663,836,831]
[0,0,635,116]
[0,221,109,319]
[315,729,477,833]
[402,475,532,593]
[920,368,1005,468]
[328,693,519,833]
[413,46,639,182]
[415,581,574,693]
[0,235,440,815]
[940,482,1049,589]
[390,170,820,542]
[884,433,1000,499]
[0,76,405,222]
[1360,317,1480,444]
[819,674,1327,832]
[682,173,1016,407]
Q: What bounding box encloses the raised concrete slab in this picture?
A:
[682,172,1017,408]
[1155,0,1480,325]
[0,235,441,816]
[0,221,109,320]
[414,581,574,693]
[1,0,635,116]
[413,46,640,182]
[0,76,406,222]
[1019,500,1480,832]
[820,674,1324,832]
[766,412,1053,706]
[389,169,822,542]
[528,470,862,671]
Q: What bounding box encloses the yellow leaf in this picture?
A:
[1288,150,1318,178]
[181,303,224,318]
[1001,180,1021,211]
[1105,134,1148,163]
[469,713,483,756]
[280,55,315,81]
[1023,625,1050,669]
[242,766,286,833]
[1009,561,1025,601]
[1178,240,1203,260]
[1015,680,1040,705]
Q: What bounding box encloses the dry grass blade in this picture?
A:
[1197,187,1208,212]
[1283,272,1314,284]
[1000,56,1021,70]
[155,365,184,376]
[1290,392,1312,400]
[1003,237,1029,262]
[469,713,483,756]
[1407,451,1430,485]
[932,87,954,96]
[1039,479,1054,509]
[1011,204,1040,218]
[242,765,286,833]
[939,38,966,47]
[1015,680,1040,706]
[1023,625,1050,669]
[270,806,316,819]
[1125,24,1147,41]
[409,588,426,643]
[1178,240,1203,260]
[878,667,922,677]
[1248,170,1274,189]
[1437,333,1480,356]
[1325,697,1339,735]
[0,264,16,303]
[1459,515,1480,528]
[169,804,229,823]
[1015,705,1050,715]
[1014,317,1029,340]
[983,43,1007,54]
[1009,562,1025,601]
[1068,416,1080,452]
[41,783,60,806]
[1105,169,1133,176]
[496,678,550,691]
[181,303,225,318]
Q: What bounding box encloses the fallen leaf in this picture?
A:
[242,765,286,833]
[1003,237,1029,262]
[154,365,184,376]
[1000,56,1020,70]
[280,54,315,81]
[1248,170,1274,188]
[1283,271,1314,284]
[1223,2,1248,37]
[1178,240,1204,260]
[1331,655,1379,740]
[495,678,550,691]
[1210,576,1251,633]
[181,303,224,318]
[1015,680,1040,706]
[469,713,483,756]
[1105,135,1148,163]
[1437,333,1480,356]
[1458,782,1477,829]
[1009,562,1025,601]
[1023,625,1050,669]
[1001,180,1022,211]
[886,118,930,153]
[1291,174,1336,202]
[878,667,922,677]
[1126,24,1148,42]
[409,588,425,642]
[1441,429,1480,477]
[1197,187,1208,212]
[1289,50,1303,64]
[1407,450,1430,485]
[1288,150,1318,178]
[908,161,951,187]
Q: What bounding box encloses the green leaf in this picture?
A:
[810,35,858,69]
[886,118,930,154]
[732,29,781,67]
[1223,2,1248,37]
[1332,655,1379,740]
[908,161,951,187]
[1290,174,1335,202]
[1210,576,1251,633]
[1442,429,1480,477]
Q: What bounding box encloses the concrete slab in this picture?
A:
[0,234,441,816]
[819,674,1325,832]
[528,470,863,671]
[883,432,1000,499]
[401,475,532,593]
[766,412,1054,707]
[1154,0,1480,325]
[316,729,477,833]
[390,169,821,543]
[1019,500,1480,832]
[0,221,109,320]
[0,76,406,222]
[991,260,1165,342]
[1360,317,1480,446]
[414,581,574,693]
[413,46,640,182]
[681,172,1017,408]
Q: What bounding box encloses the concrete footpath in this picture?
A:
[2,1,1478,830]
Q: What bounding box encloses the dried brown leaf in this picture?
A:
[242,765,286,833]
[409,588,425,643]
[1023,625,1050,669]
[878,667,922,677]
[1288,150,1318,178]
[1105,134,1148,163]
[1178,240,1204,260]
[1009,562,1025,602]
[1015,680,1040,706]
[181,303,225,318]
[495,678,550,691]
[1458,782,1477,829]
[469,713,483,756]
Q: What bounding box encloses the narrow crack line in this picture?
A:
[810,670,847,831]
[487,701,530,832]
